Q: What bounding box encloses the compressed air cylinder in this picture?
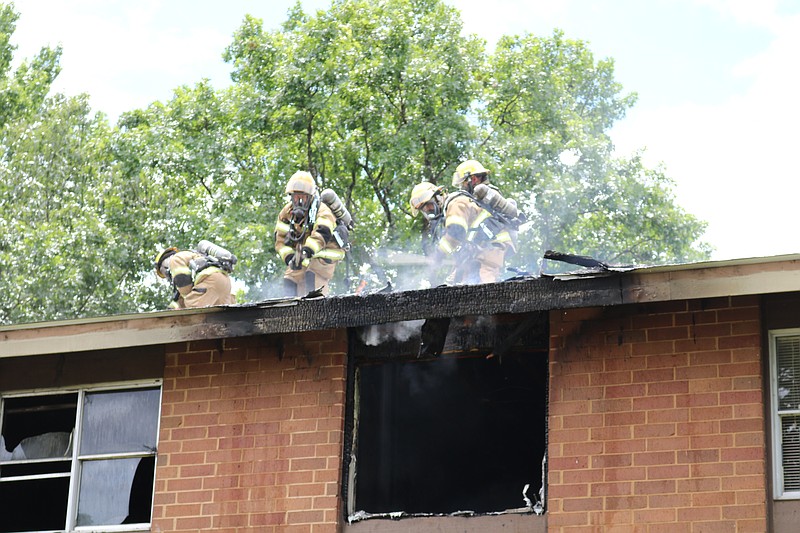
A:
[473,184,518,218]
[320,188,354,229]
[196,240,237,264]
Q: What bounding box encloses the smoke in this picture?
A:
[359,319,425,346]
[248,191,546,303]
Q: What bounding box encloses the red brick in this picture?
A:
[690,405,733,421]
[632,313,675,329]
[647,380,689,396]
[604,466,647,482]
[605,384,646,399]
[677,506,721,522]
[562,497,603,511]
[634,479,675,495]
[633,423,676,439]
[647,465,690,479]
[634,508,676,523]
[633,395,675,410]
[647,326,689,342]
[605,411,645,426]
[591,482,632,497]
[605,495,647,510]
[692,491,736,507]
[675,336,717,352]
[633,451,675,466]
[631,341,676,356]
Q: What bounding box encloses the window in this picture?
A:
[0,383,161,532]
[346,315,548,520]
[770,330,800,499]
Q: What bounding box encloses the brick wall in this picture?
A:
[548,296,766,532]
[153,329,348,533]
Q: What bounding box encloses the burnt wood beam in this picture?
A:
[212,274,622,337]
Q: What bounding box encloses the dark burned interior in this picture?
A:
[345,312,549,519]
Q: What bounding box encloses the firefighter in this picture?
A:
[154,247,236,309]
[437,159,519,284]
[274,171,345,296]
[409,181,446,256]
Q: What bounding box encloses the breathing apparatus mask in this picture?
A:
[420,200,442,221]
[290,192,313,225]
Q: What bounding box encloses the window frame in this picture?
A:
[0,380,162,532]
[770,328,800,500]
[346,349,548,519]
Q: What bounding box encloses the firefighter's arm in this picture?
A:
[304,206,337,258]
[438,198,470,255]
[168,251,195,297]
[274,204,295,265]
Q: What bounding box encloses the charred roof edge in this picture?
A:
[2,254,800,358]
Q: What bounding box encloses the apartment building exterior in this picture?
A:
[2,254,800,532]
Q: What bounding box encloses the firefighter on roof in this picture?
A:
[154,242,237,309]
[409,181,446,256]
[436,159,521,284]
[274,171,346,296]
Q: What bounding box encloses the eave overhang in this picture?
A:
[3,254,800,359]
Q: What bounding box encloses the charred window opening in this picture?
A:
[0,385,160,532]
[346,313,548,519]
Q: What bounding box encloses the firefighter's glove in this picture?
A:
[333,223,349,249]
[285,253,303,270]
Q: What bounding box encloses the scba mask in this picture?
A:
[420,201,441,220]
[290,192,311,223]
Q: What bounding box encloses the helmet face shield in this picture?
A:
[291,192,312,210]
[420,201,441,220]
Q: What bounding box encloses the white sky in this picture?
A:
[11,0,800,261]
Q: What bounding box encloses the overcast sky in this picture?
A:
[11,0,800,262]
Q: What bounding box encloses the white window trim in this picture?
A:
[770,329,800,500]
[0,379,162,532]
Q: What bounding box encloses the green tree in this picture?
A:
[0,3,61,127]
[477,31,709,270]
[1,0,712,325]
[223,0,483,261]
[0,94,120,323]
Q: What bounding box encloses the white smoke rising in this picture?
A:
[359,320,425,346]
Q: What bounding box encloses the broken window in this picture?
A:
[0,384,161,531]
[770,330,800,498]
[346,314,548,520]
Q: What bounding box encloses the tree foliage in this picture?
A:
[0,0,711,325]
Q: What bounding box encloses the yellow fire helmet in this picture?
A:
[409,182,444,216]
[285,170,317,195]
[451,159,489,186]
[154,247,178,278]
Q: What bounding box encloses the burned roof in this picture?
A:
[2,253,800,359]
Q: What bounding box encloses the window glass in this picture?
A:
[777,336,800,411]
[1,393,76,461]
[0,385,159,531]
[76,456,155,526]
[781,415,800,492]
[80,388,160,455]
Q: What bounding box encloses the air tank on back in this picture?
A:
[320,189,354,229]
[196,240,237,265]
[473,183,518,219]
